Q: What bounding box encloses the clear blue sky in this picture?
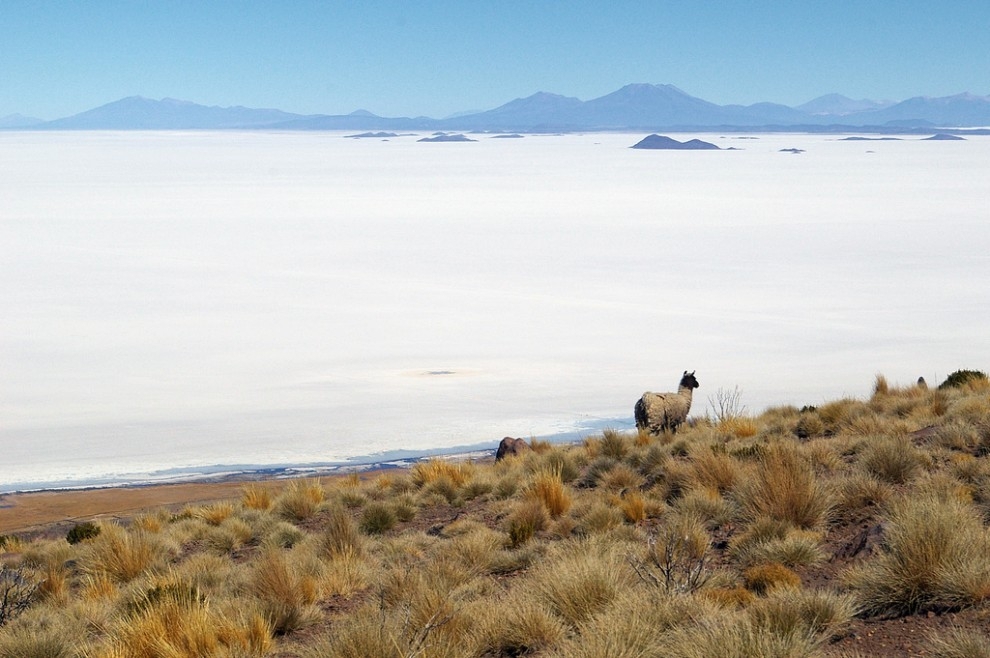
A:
[3,1,988,120]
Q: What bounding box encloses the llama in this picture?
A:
[634,371,700,434]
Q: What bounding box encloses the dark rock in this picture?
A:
[631,134,720,150]
[418,133,476,142]
[495,437,531,461]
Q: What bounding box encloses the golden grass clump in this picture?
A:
[926,627,990,658]
[743,562,802,595]
[410,458,473,488]
[319,503,362,557]
[718,416,760,438]
[530,540,633,626]
[616,490,646,523]
[191,501,235,526]
[274,478,326,521]
[98,579,272,658]
[690,446,743,494]
[859,435,925,484]
[359,501,397,534]
[734,443,833,530]
[843,493,990,615]
[81,524,169,584]
[528,468,572,518]
[240,484,275,511]
[505,499,548,547]
[472,591,566,657]
[249,549,321,635]
[747,588,857,641]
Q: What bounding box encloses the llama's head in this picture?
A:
[680,370,700,390]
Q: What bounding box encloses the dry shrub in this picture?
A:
[793,412,825,439]
[801,439,842,473]
[655,611,826,658]
[360,501,397,535]
[530,540,633,626]
[843,493,990,615]
[204,518,254,554]
[719,417,759,438]
[599,428,629,459]
[37,561,71,605]
[0,625,75,658]
[505,499,548,547]
[748,588,857,640]
[131,512,167,533]
[172,553,241,597]
[192,501,235,526]
[617,491,646,523]
[674,488,735,528]
[101,575,272,658]
[691,446,742,493]
[743,563,801,595]
[527,448,581,483]
[817,398,869,434]
[440,527,503,576]
[263,520,306,549]
[735,443,833,530]
[926,627,990,658]
[945,394,990,427]
[275,478,326,521]
[834,472,894,515]
[300,597,465,658]
[598,462,644,491]
[249,549,321,635]
[411,459,472,488]
[859,435,923,484]
[701,586,756,609]
[631,512,712,594]
[732,520,825,569]
[473,590,566,656]
[548,590,689,658]
[574,499,623,536]
[320,504,362,557]
[81,524,167,584]
[528,468,572,518]
[240,484,274,511]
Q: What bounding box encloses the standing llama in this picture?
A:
[635,371,700,434]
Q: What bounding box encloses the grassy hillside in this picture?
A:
[2,372,990,657]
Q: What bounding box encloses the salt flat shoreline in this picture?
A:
[0,447,498,535]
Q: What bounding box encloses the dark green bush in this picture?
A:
[66,521,101,544]
[939,369,988,390]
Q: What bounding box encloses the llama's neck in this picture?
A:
[678,385,694,402]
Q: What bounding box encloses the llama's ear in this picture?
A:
[690,370,695,376]
[683,370,688,376]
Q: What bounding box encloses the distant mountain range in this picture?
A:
[7,84,990,132]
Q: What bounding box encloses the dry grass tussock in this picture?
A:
[4,373,990,656]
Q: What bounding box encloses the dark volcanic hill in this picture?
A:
[631,134,720,150]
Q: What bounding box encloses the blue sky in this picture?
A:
[2,1,988,120]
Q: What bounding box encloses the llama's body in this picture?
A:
[635,371,700,434]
